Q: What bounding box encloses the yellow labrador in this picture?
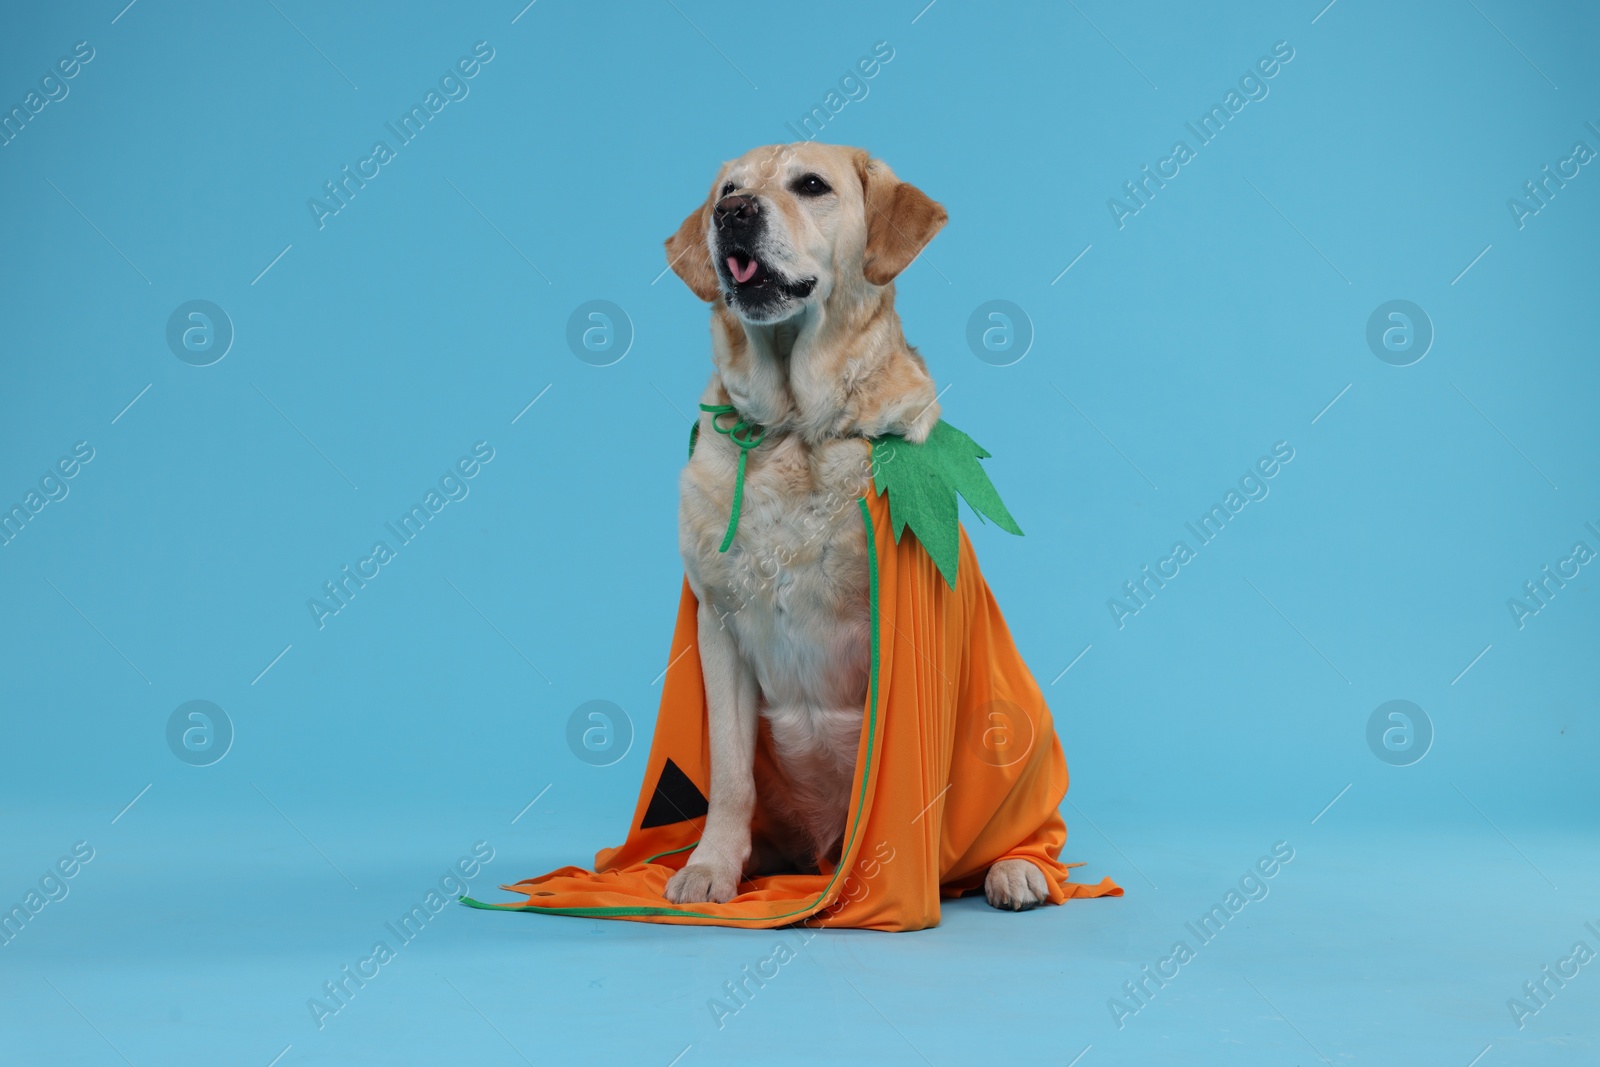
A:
[662,143,1049,911]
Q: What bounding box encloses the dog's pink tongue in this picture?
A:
[727,255,758,284]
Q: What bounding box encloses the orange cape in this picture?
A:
[463,490,1121,931]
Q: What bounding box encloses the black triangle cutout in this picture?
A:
[640,757,709,829]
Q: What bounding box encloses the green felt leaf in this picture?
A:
[871,420,1023,588]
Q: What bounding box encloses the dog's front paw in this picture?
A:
[984,858,1049,911]
[664,863,741,904]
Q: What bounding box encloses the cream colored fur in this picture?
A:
[662,143,1046,911]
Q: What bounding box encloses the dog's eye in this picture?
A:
[720,182,736,197]
[793,174,832,197]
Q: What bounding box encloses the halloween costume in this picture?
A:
[462,422,1121,931]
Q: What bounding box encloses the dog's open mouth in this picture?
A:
[725,252,770,289]
[722,250,816,305]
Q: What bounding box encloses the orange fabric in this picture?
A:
[476,491,1121,930]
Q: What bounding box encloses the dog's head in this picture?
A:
[665,143,947,324]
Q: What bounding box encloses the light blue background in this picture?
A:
[2,1,1596,1064]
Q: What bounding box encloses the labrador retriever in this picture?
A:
[661,142,1049,912]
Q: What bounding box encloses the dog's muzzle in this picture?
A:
[712,194,815,307]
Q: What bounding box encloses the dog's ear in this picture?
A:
[664,189,721,303]
[856,153,948,286]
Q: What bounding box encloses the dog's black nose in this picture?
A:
[714,194,759,228]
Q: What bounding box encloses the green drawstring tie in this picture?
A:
[698,403,766,552]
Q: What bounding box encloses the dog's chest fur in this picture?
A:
[680,428,873,857]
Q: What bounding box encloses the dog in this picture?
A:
[661,142,1049,912]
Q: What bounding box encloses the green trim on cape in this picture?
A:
[684,410,1021,590]
[870,420,1023,589]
